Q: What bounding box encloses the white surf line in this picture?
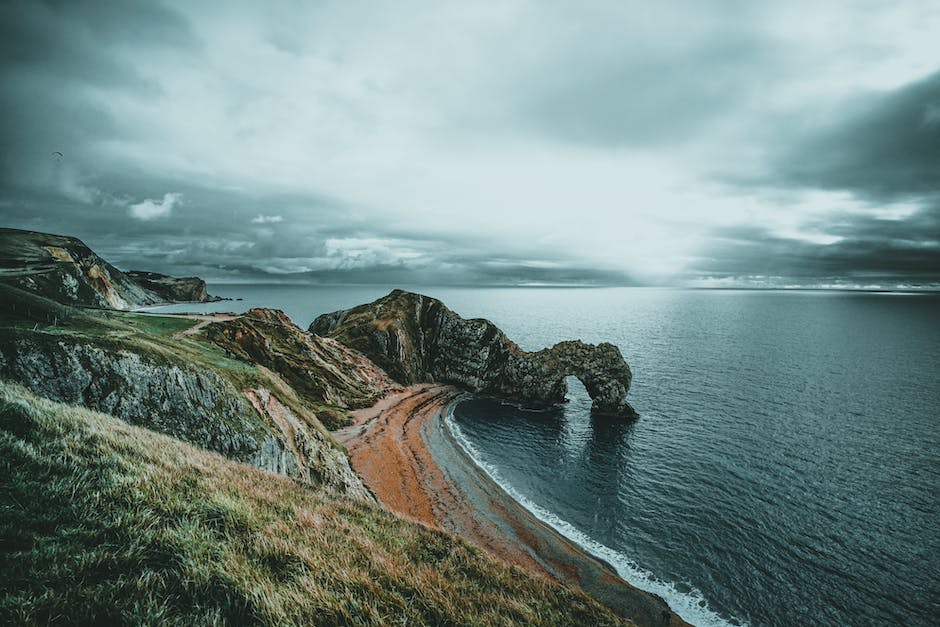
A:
[442,405,747,627]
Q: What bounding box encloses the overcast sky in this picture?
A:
[1,0,938,287]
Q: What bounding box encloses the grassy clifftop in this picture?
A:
[0,227,162,309]
[0,382,629,626]
[0,283,371,494]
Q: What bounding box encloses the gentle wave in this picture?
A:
[443,407,746,627]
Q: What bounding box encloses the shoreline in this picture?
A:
[338,384,688,626]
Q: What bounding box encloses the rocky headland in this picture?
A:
[203,307,398,427]
[0,227,220,309]
[125,270,220,303]
[311,289,638,418]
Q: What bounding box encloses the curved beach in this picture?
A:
[338,384,687,626]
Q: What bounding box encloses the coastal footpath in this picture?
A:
[0,227,685,625]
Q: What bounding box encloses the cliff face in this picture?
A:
[204,308,395,425]
[310,290,637,417]
[0,334,262,457]
[0,324,371,500]
[0,228,217,308]
[125,270,218,303]
[0,228,162,309]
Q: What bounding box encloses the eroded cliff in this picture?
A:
[204,308,396,427]
[0,286,371,499]
[0,228,219,308]
[310,289,637,417]
[125,270,219,303]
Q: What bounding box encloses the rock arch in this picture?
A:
[310,290,638,419]
[545,341,635,416]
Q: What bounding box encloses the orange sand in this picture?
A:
[338,384,689,626]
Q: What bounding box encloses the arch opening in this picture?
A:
[564,375,592,408]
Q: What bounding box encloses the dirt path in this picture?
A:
[169,313,239,339]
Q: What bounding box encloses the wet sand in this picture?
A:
[338,384,688,626]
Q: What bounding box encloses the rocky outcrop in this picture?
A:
[310,290,637,418]
[0,335,261,456]
[0,228,217,309]
[0,228,162,309]
[125,270,219,303]
[0,330,371,498]
[205,308,396,426]
[244,388,372,499]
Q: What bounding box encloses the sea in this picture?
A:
[152,285,940,626]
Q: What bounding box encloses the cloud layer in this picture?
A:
[1,0,938,287]
[128,192,181,220]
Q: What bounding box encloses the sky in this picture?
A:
[1,0,938,288]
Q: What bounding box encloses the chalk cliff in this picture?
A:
[310,289,637,418]
[0,228,218,308]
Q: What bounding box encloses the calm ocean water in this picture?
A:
[154,285,940,626]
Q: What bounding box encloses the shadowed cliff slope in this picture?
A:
[310,289,637,417]
[204,308,396,426]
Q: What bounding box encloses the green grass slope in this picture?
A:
[0,382,630,626]
[0,283,374,494]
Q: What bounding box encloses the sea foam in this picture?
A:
[443,408,746,627]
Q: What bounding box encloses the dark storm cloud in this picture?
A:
[228,263,630,287]
[0,0,625,286]
[0,0,190,91]
[98,229,632,286]
[0,0,370,284]
[696,201,940,283]
[0,0,198,196]
[775,70,940,200]
[691,68,940,285]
